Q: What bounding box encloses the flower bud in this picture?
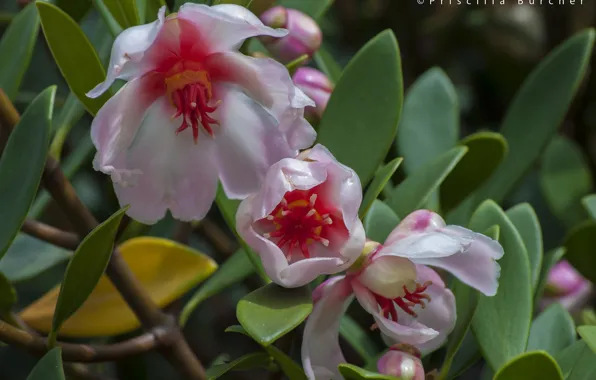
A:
[546,261,587,296]
[260,6,322,63]
[358,254,417,299]
[377,344,425,380]
[293,67,333,120]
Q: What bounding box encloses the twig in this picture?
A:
[0,90,206,379]
[195,218,237,256]
[21,219,79,250]
[173,222,193,245]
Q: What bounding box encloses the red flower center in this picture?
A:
[371,282,433,328]
[262,188,337,260]
[165,70,220,143]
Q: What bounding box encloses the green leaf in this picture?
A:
[540,136,592,227]
[473,29,595,204]
[338,364,400,380]
[470,200,532,371]
[0,235,71,283]
[527,304,575,356]
[360,158,403,218]
[441,132,508,212]
[26,348,65,380]
[494,351,563,380]
[0,87,54,260]
[339,316,381,364]
[555,341,596,380]
[317,30,403,185]
[440,279,479,378]
[0,272,16,317]
[314,46,343,84]
[278,0,334,19]
[180,248,254,326]
[506,203,543,291]
[534,247,566,302]
[49,207,128,343]
[363,200,400,243]
[144,0,167,22]
[37,2,111,115]
[564,221,596,284]
[56,0,92,21]
[0,3,40,100]
[104,0,140,27]
[447,331,482,379]
[397,67,459,175]
[581,194,596,220]
[387,146,467,218]
[206,352,271,380]
[578,326,596,355]
[237,283,312,346]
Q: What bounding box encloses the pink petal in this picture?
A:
[302,276,353,380]
[113,98,218,224]
[384,210,445,246]
[212,85,297,199]
[178,3,287,53]
[87,7,166,98]
[91,73,164,183]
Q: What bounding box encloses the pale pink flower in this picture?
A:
[302,210,503,379]
[293,67,333,121]
[542,260,593,313]
[377,344,425,380]
[236,144,365,287]
[87,4,316,223]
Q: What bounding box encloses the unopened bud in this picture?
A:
[260,6,322,63]
[377,344,425,380]
[545,261,587,297]
[293,67,333,120]
[358,254,417,299]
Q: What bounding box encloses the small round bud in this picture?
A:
[377,344,425,380]
[260,6,322,63]
[293,67,333,120]
[358,255,417,299]
[546,261,587,296]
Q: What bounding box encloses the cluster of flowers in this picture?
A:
[86,3,504,379]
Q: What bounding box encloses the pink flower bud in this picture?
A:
[260,6,322,63]
[293,67,333,120]
[546,260,587,296]
[377,345,425,380]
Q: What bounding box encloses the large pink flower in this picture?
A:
[236,144,365,287]
[302,210,504,379]
[87,4,316,223]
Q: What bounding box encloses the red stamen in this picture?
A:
[370,282,433,327]
[170,81,219,143]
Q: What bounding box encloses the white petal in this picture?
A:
[87,7,166,98]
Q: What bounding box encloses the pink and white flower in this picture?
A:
[236,144,365,287]
[302,210,504,380]
[542,260,593,313]
[87,4,316,223]
[377,344,425,380]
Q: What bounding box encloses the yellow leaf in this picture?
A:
[20,237,217,337]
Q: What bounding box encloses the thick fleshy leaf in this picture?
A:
[540,136,592,227]
[206,352,271,380]
[527,304,575,356]
[447,331,482,379]
[494,351,563,380]
[359,158,403,218]
[49,207,128,342]
[387,146,467,218]
[317,30,402,185]
[564,221,596,284]
[143,0,167,22]
[314,46,343,84]
[441,132,508,212]
[397,67,459,175]
[104,0,140,27]
[535,247,566,302]
[278,0,334,19]
[506,203,543,291]
[469,200,532,371]
[581,194,596,220]
[226,325,308,380]
[473,30,594,204]
[180,248,254,326]
[578,326,596,355]
[37,2,111,115]
[26,348,65,380]
[0,235,71,283]
[338,364,399,380]
[0,87,54,260]
[21,237,217,337]
[0,3,40,99]
[56,0,92,21]
[236,283,312,346]
[363,200,400,243]
[339,316,381,365]
[0,273,16,317]
[555,340,596,379]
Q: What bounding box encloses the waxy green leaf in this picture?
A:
[564,221,596,284]
[339,316,381,364]
[363,200,400,243]
[527,304,575,356]
[206,352,271,380]
[338,364,399,380]
[555,340,596,379]
[26,348,65,380]
[506,203,543,291]
[494,351,563,380]
[360,158,403,218]
[314,46,343,84]
[578,326,596,355]
[104,0,140,27]
[535,247,566,302]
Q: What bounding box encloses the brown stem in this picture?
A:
[21,219,79,250]
[64,364,116,380]
[173,222,193,245]
[0,90,206,379]
[195,218,237,256]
